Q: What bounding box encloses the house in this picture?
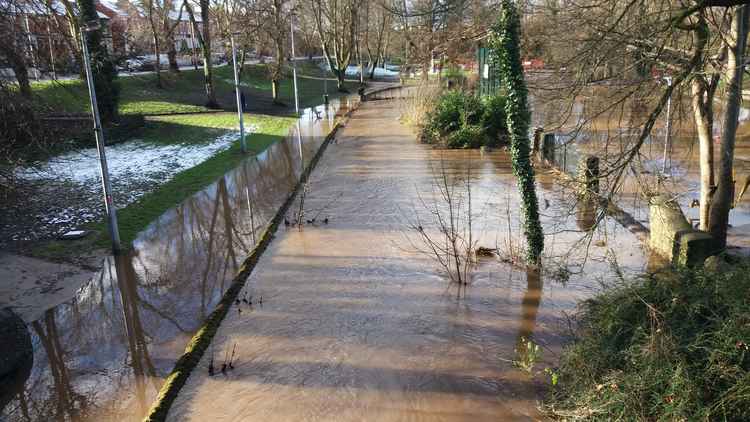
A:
[0,0,112,78]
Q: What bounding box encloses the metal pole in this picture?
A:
[661,76,672,174]
[231,35,247,153]
[81,29,121,253]
[290,15,299,114]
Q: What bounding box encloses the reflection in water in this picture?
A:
[576,197,598,232]
[1,98,353,422]
[517,267,543,343]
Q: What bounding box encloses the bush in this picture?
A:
[548,260,750,421]
[447,125,486,149]
[481,95,509,147]
[421,90,504,148]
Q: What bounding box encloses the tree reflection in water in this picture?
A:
[1,100,344,422]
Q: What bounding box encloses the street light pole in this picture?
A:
[231,35,247,153]
[80,25,121,254]
[290,14,299,114]
[661,76,673,174]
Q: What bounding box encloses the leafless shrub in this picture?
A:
[405,155,479,285]
[399,81,442,130]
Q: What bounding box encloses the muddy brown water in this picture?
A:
[2,94,653,422]
[166,100,648,421]
[530,92,750,251]
[0,97,355,421]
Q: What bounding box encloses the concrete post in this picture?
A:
[542,133,556,165]
[577,155,600,196]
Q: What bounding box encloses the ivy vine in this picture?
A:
[487,0,544,264]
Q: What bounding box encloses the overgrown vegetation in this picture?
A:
[419,90,509,148]
[0,82,53,199]
[548,261,750,421]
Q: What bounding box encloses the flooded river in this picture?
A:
[0,97,355,422]
[166,99,648,421]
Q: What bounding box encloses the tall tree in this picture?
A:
[183,0,219,107]
[79,0,120,122]
[0,0,32,97]
[709,4,749,247]
[489,0,544,263]
[308,0,359,90]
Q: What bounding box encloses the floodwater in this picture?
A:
[0,97,356,422]
[167,99,649,421]
[530,89,750,251]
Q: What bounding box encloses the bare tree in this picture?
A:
[529,0,750,249]
[183,0,219,107]
[307,0,360,90]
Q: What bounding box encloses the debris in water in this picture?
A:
[476,247,496,257]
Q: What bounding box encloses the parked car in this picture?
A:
[123,57,144,72]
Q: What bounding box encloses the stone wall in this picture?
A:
[649,195,716,267]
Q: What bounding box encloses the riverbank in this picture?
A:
[547,257,750,420]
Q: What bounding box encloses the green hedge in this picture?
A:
[421,90,508,149]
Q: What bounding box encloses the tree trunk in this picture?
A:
[709,4,749,248]
[167,36,179,72]
[691,78,714,231]
[3,46,32,98]
[199,0,218,108]
[490,0,544,263]
[336,69,346,91]
[272,79,281,103]
[79,0,118,122]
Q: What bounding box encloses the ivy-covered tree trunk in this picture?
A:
[488,0,544,264]
[79,0,119,122]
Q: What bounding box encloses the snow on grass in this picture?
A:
[7,127,257,242]
[20,127,256,194]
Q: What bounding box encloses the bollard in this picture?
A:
[532,127,543,158]
[577,155,600,196]
[542,133,556,165]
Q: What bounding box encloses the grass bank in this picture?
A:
[30,64,357,116]
[547,258,750,421]
[33,112,295,259]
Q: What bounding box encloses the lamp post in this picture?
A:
[661,76,673,175]
[290,14,299,114]
[80,21,121,254]
[230,34,247,153]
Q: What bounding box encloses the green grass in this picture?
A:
[32,112,295,258]
[547,258,750,421]
[30,63,357,116]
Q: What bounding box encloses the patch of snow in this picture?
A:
[344,65,399,78]
[19,129,256,188]
[7,128,257,241]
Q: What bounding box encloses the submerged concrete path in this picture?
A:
[167,100,645,421]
